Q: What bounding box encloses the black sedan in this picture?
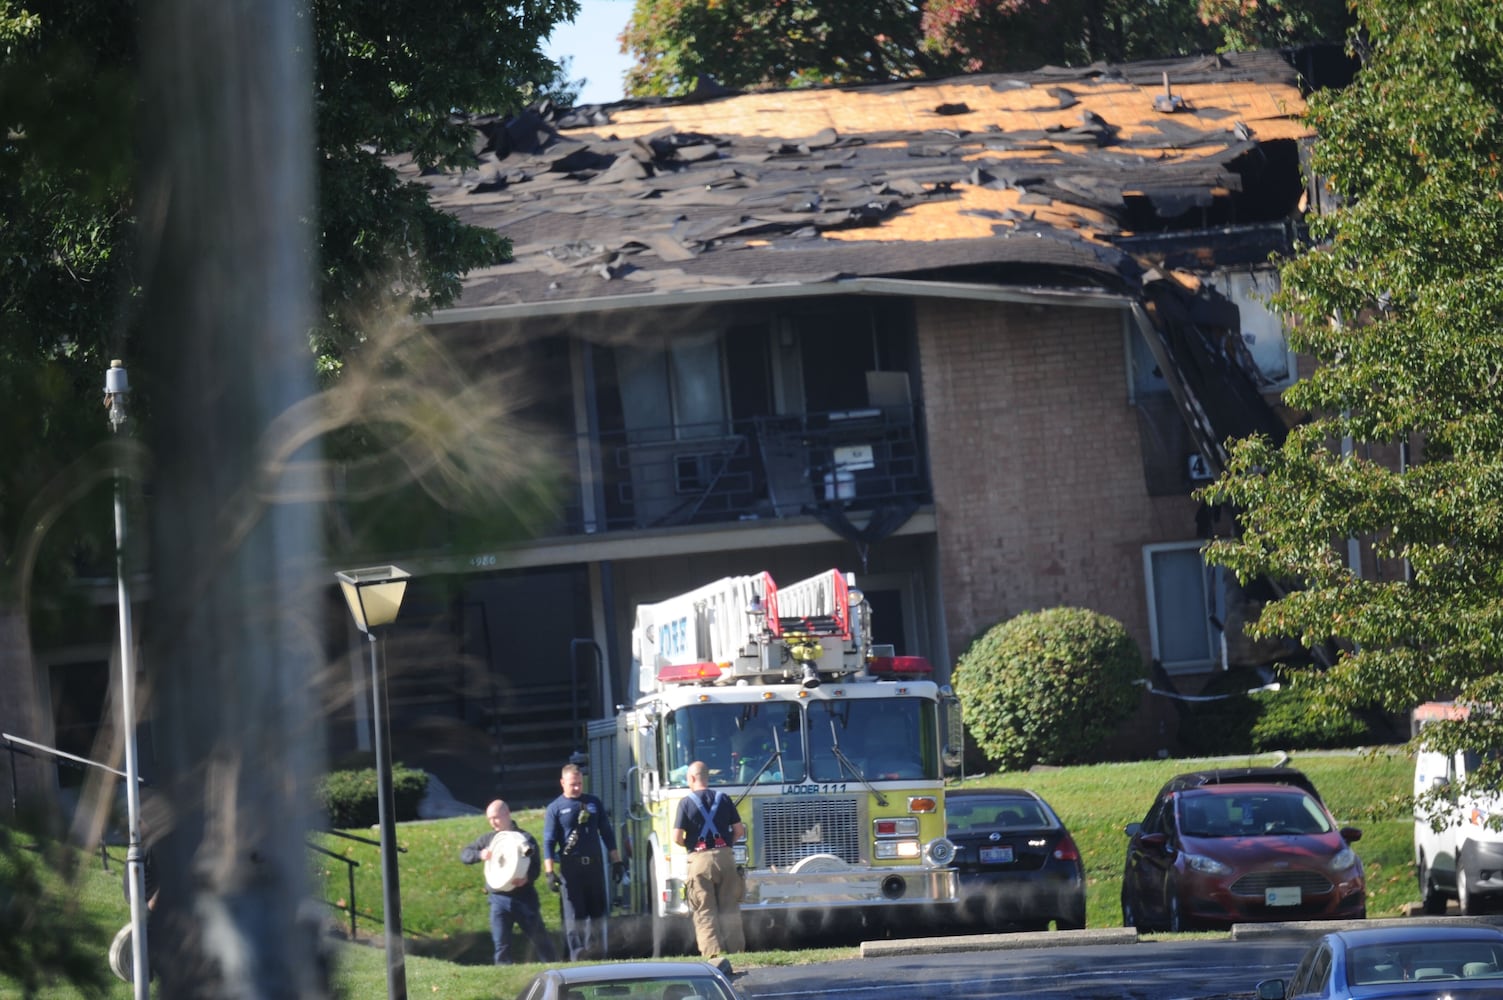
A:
[945,787,1086,931]
[1257,924,1503,999]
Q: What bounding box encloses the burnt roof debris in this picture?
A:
[402,49,1312,317]
[402,51,1315,476]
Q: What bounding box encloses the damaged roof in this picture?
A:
[403,49,1312,317]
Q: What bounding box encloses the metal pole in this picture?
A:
[368,632,407,1000]
[107,360,150,1000]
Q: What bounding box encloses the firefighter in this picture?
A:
[672,760,746,960]
[543,763,622,960]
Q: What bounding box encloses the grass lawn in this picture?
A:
[3,747,1416,999]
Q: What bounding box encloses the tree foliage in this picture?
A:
[1201,0,1503,720]
[952,607,1143,770]
[1,0,580,582]
[622,0,951,95]
[622,0,1351,96]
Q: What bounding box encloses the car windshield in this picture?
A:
[1347,941,1503,984]
[1177,790,1331,837]
[947,797,1053,833]
[554,977,736,1000]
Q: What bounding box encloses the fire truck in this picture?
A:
[585,568,964,953]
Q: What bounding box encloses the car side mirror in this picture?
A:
[1256,978,1286,1000]
[1125,821,1142,837]
[1340,826,1363,843]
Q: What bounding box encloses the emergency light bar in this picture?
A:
[867,655,934,678]
[657,661,723,684]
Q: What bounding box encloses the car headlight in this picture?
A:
[1184,853,1233,876]
[1331,846,1358,871]
[924,837,956,866]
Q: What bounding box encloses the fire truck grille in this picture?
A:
[755,796,864,868]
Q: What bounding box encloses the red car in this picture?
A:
[1121,781,1366,931]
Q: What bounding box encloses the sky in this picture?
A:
[544,0,636,105]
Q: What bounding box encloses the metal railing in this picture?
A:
[565,404,930,533]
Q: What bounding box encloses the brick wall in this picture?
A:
[918,298,1200,756]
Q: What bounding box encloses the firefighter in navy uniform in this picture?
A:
[672,760,746,960]
[542,762,622,960]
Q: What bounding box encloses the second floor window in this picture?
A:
[616,335,726,442]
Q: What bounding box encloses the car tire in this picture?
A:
[1168,892,1187,933]
[1419,852,1447,915]
[1121,890,1141,931]
[1459,859,1480,916]
[1056,915,1085,932]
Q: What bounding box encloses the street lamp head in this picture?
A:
[104,359,129,430]
[336,565,410,633]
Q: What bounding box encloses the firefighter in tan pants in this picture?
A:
[671,761,747,960]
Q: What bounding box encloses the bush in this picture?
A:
[1250,682,1374,751]
[318,763,429,829]
[954,607,1144,770]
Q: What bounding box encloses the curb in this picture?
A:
[860,927,1137,957]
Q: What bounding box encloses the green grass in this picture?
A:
[3,747,1417,999]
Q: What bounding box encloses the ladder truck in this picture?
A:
[585,568,964,953]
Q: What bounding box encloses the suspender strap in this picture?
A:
[692,791,725,844]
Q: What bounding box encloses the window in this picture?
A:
[1143,542,1215,673]
[616,335,727,441]
[1211,269,1298,390]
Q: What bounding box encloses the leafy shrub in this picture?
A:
[954,607,1144,770]
[318,763,429,829]
[1250,683,1374,751]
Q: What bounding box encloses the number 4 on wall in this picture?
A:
[1186,453,1212,481]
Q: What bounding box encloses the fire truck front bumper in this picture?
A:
[741,864,959,910]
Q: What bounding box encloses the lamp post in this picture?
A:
[335,565,410,1000]
[104,360,150,1000]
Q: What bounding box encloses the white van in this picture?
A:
[1413,701,1503,914]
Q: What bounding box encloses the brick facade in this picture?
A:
[918,298,1202,756]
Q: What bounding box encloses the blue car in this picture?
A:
[1257,924,1503,999]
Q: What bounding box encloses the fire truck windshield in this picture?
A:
[662,698,937,787]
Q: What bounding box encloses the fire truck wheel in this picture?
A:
[649,860,674,958]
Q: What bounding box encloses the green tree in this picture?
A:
[623,0,954,96]
[1201,0,1503,719]
[1,2,578,987]
[952,607,1143,770]
[622,0,1352,95]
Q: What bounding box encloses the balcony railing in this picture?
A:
[563,405,931,534]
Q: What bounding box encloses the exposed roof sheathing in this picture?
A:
[403,50,1311,315]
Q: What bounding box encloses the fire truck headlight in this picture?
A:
[875,840,921,860]
[924,837,956,867]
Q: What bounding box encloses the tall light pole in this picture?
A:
[104,359,149,1000]
[335,565,410,1000]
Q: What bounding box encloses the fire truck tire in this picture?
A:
[649,860,685,958]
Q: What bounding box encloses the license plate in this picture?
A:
[1266,886,1302,906]
[979,846,1014,864]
